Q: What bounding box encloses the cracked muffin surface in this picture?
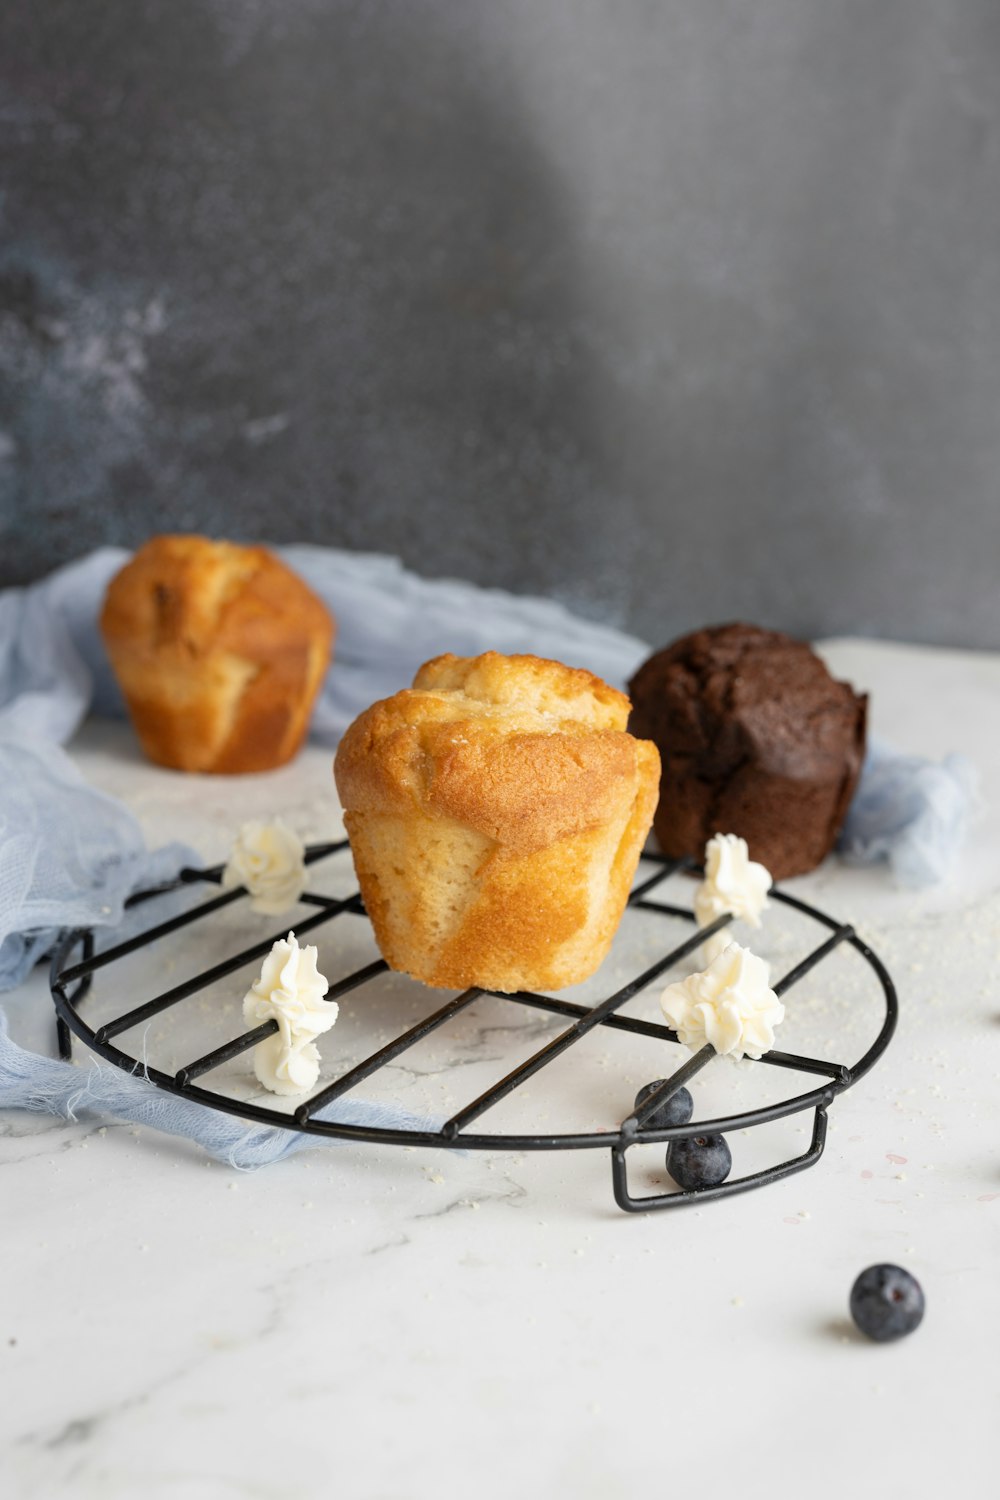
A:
[334,651,660,992]
[628,623,867,879]
[101,535,334,773]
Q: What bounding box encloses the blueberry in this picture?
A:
[633,1080,694,1130]
[849,1264,925,1342]
[666,1132,732,1190]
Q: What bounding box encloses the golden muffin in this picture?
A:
[334,651,660,992]
[100,535,334,773]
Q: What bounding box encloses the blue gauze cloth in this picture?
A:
[0,544,651,743]
[0,1012,443,1169]
[0,545,978,1163]
[0,737,194,990]
[838,737,978,886]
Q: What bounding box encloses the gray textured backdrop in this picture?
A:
[2,1,998,648]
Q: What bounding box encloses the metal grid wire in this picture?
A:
[49,841,897,1213]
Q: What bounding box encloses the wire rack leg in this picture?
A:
[53,930,94,1061]
[610,1103,830,1213]
[55,1013,72,1062]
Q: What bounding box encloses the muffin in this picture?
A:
[628,623,867,879]
[100,535,334,773]
[334,651,660,992]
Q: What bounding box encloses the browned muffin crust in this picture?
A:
[335,651,660,992]
[100,535,334,773]
[628,623,867,879]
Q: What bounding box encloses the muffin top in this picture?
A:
[100,534,333,662]
[628,623,866,780]
[413,651,631,731]
[335,651,658,853]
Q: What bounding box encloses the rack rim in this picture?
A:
[48,843,898,1157]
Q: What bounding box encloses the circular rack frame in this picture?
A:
[49,840,897,1213]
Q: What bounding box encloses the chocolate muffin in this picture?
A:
[628,624,867,880]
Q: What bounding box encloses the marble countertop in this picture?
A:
[5,639,999,1500]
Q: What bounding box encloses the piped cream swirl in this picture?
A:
[242,931,337,1095]
[660,942,784,1061]
[223,818,307,916]
[695,833,772,962]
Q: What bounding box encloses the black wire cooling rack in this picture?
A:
[49,841,897,1213]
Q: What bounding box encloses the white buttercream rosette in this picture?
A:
[660,942,784,1061]
[694,833,772,963]
[223,817,307,915]
[242,931,337,1095]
